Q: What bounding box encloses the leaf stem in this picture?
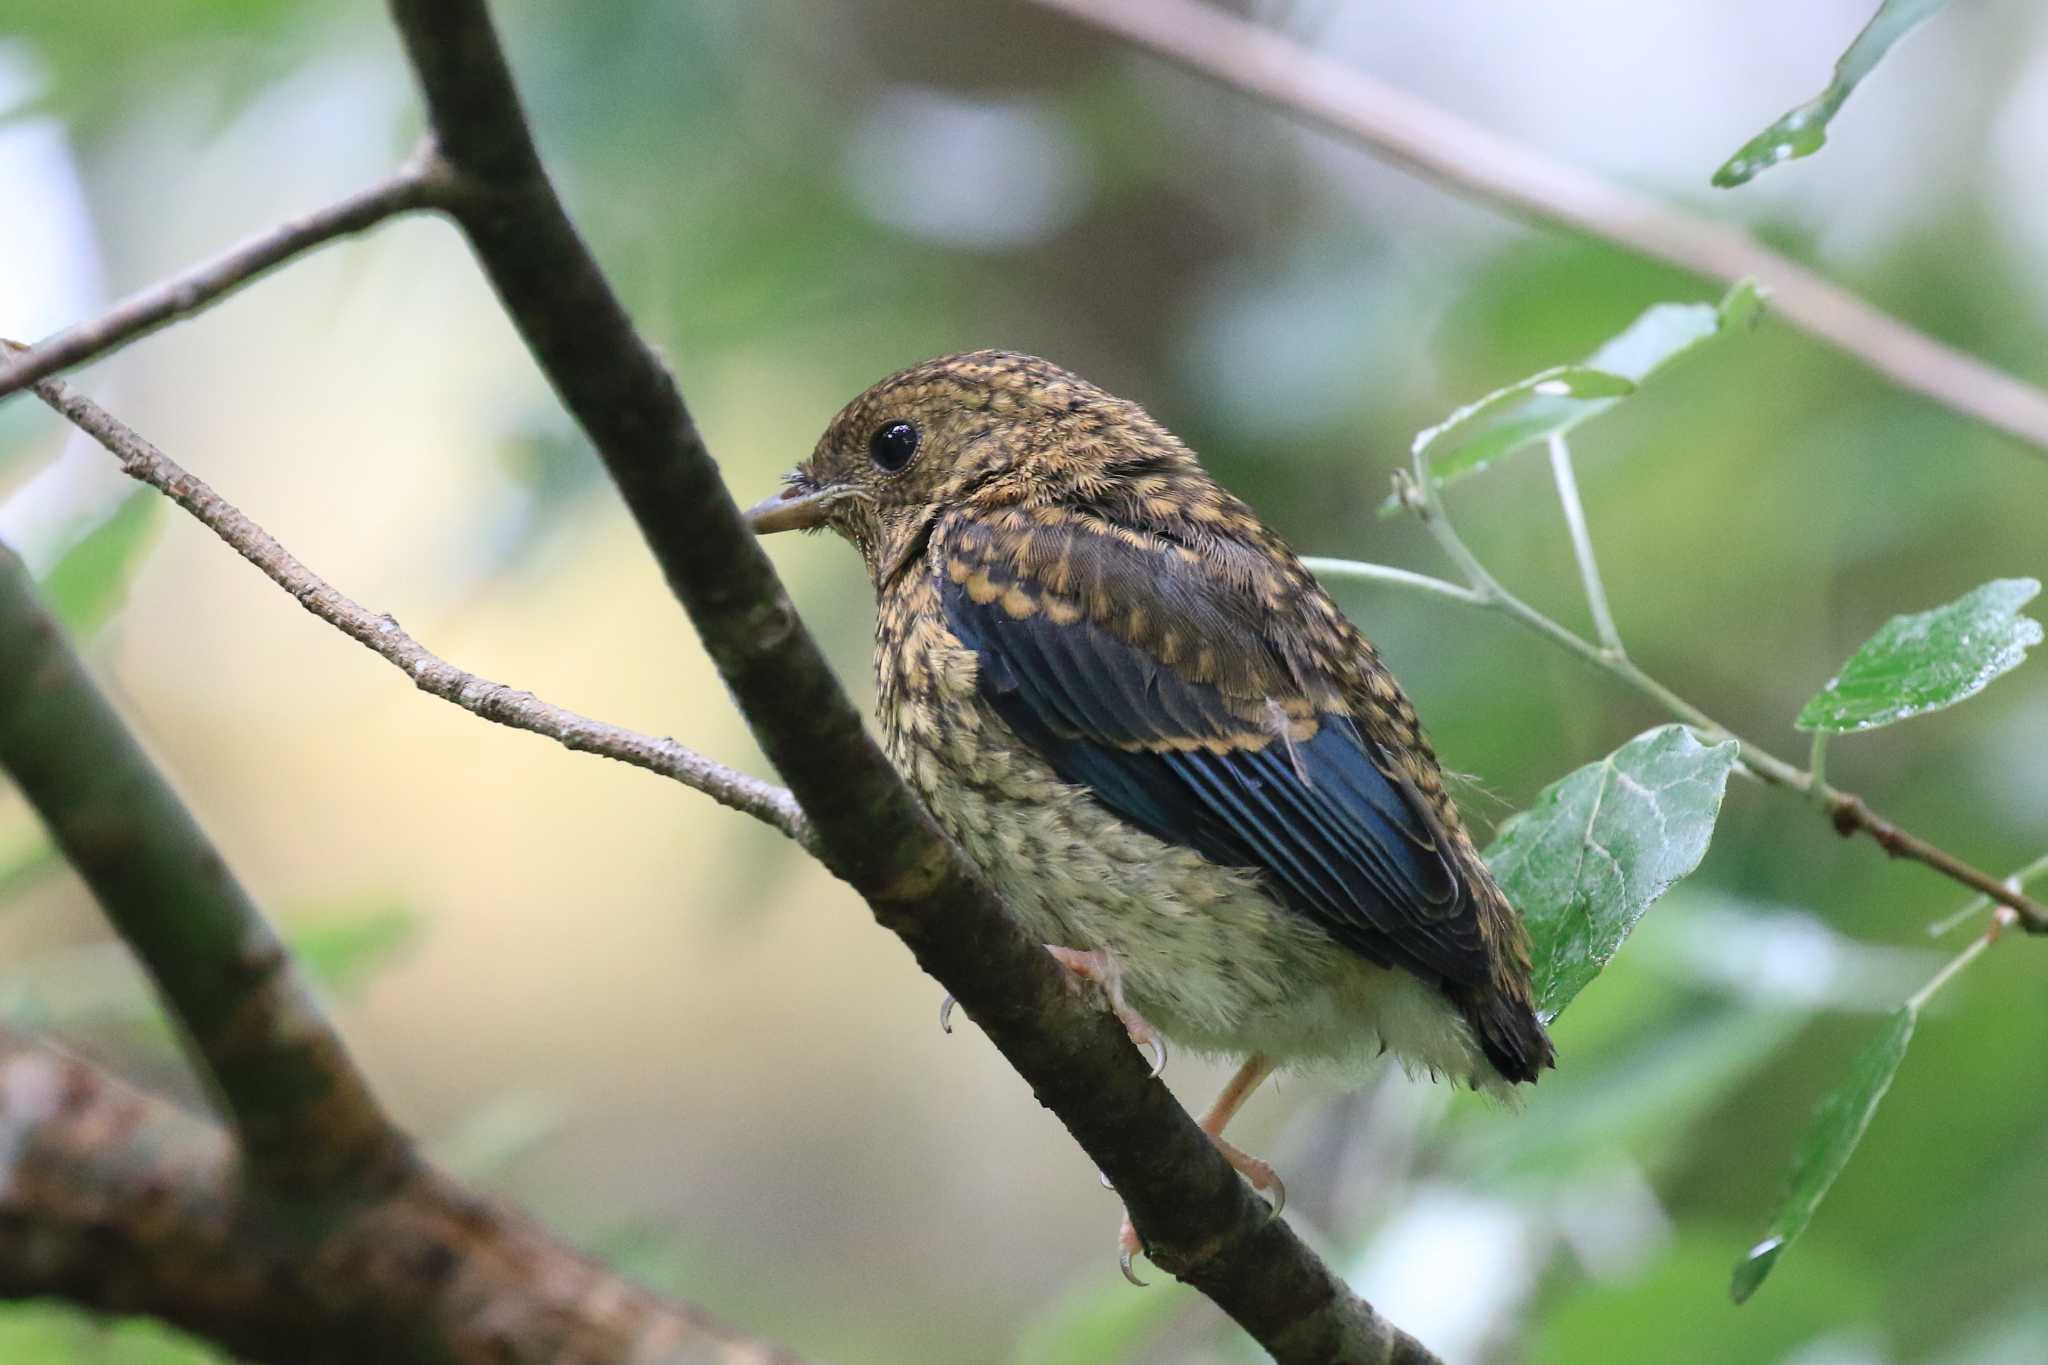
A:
[1546,432,1625,660]
[1906,911,2012,1013]
[1298,558,1485,608]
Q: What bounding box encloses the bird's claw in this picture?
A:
[1258,1168,1287,1222]
[1117,1220,1148,1287]
[1043,944,1168,1079]
[1210,1136,1285,1222]
[1140,1033,1167,1079]
[938,992,957,1034]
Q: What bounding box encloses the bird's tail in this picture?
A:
[1451,980,1554,1085]
[1452,856,1557,1086]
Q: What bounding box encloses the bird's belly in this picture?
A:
[888,705,1485,1076]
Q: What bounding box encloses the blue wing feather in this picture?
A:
[942,575,1488,987]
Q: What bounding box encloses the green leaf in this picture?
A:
[1401,281,1764,503]
[1485,725,1741,1020]
[1730,1006,1916,1302]
[35,490,160,637]
[1411,365,1635,481]
[1796,579,2042,733]
[285,898,421,996]
[1713,0,1950,188]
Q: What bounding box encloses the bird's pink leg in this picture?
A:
[1044,945,1167,1079]
[1197,1053,1283,1207]
[1116,1053,1283,1285]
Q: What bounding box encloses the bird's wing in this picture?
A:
[936,510,1490,988]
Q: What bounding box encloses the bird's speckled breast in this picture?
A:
[874,558,1482,1075]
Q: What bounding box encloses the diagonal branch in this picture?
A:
[0,152,457,402]
[381,1,1437,1359]
[0,1024,804,1365]
[22,364,810,849]
[0,539,402,1195]
[1027,0,2048,458]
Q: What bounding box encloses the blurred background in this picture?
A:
[1,2,2045,1361]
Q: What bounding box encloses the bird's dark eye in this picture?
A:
[868,420,920,473]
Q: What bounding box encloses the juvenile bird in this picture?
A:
[746,351,1552,1274]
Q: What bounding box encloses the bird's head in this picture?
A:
[744,350,1196,585]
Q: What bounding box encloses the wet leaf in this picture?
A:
[1731,1006,1915,1302]
[1797,579,2041,733]
[1714,0,1950,188]
[1485,725,1741,1020]
[1403,281,1764,502]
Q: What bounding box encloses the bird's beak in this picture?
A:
[743,481,834,535]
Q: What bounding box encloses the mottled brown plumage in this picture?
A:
[747,351,1551,1267]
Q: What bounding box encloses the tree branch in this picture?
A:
[21,365,810,849]
[0,1025,803,1365]
[1027,0,2048,458]
[0,541,403,1195]
[380,0,1438,1358]
[0,153,455,402]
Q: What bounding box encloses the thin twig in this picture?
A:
[1312,460,2048,935]
[1027,0,2048,457]
[1929,853,2048,937]
[25,369,811,850]
[1546,433,1624,659]
[0,543,401,1195]
[1824,795,2047,934]
[1299,556,1486,608]
[1907,909,2014,1012]
[0,150,457,401]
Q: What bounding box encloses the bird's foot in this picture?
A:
[1044,945,1166,1078]
[1112,1129,1287,1287]
[1203,1131,1286,1220]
